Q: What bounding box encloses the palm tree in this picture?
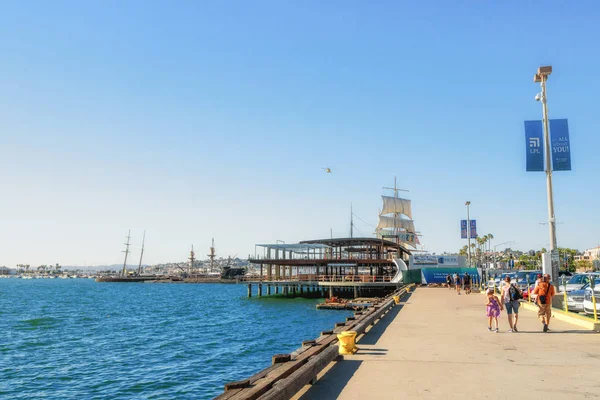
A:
[483,234,493,266]
[486,233,494,252]
[476,237,487,266]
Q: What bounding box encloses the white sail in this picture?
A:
[377,216,415,232]
[380,196,412,219]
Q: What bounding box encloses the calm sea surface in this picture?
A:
[0,279,351,399]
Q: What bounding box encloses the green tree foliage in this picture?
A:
[557,247,578,272]
[575,259,593,272]
[461,245,581,271]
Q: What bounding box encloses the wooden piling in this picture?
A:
[248,283,252,298]
[267,284,271,295]
[224,379,251,391]
[272,354,291,364]
[258,284,262,297]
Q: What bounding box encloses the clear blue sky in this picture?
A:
[1,1,599,266]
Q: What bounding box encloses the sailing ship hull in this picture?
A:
[95,275,161,283]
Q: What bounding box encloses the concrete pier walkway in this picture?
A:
[296,288,600,400]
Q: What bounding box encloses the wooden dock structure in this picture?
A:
[241,278,402,300]
[244,237,411,299]
[215,285,412,400]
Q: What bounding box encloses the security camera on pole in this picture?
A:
[525,66,572,289]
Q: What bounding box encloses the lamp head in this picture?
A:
[533,66,552,83]
[538,66,552,76]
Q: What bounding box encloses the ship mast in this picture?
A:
[350,203,354,238]
[382,176,409,198]
[382,176,409,239]
[121,230,131,276]
[189,245,196,276]
[137,230,146,275]
[208,238,216,273]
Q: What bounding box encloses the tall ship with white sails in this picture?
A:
[376,178,419,252]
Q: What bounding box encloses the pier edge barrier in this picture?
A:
[216,284,414,400]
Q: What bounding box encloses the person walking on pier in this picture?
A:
[528,274,542,302]
[486,288,502,332]
[533,274,555,332]
[501,276,521,332]
[463,273,472,295]
[454,273,461,295]
[446,274,452,290]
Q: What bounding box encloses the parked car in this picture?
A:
[566,287,586,313]
[583,278,600,316]
[487,272,516,290]
[560,273,600,293]
[522,286,535,300]
[515,271,541,293]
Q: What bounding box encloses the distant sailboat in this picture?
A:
[137,230,146,275]
[96,230,159,283]
[121,230,131,277]
[188,245,195,276]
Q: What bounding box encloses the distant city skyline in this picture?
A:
[2,1,600,266]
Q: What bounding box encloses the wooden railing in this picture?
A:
[238,274,393,283]
[215,284,413,400]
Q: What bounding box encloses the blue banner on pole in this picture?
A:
[550,119,571,171]
[524,120,544,171]
[460,220,467,239]
[470,220,477,238]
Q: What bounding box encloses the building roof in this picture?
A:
[255,243,329,253]
[300,237,411,255]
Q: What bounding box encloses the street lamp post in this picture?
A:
[465,201,472,267]
[534,66,559,287]
[493,241,515,269]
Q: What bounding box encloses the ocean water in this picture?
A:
[0,279,352,399]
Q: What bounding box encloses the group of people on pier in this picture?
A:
[444,272,556,333]
[445,273,472,295]
[486,273,555,333]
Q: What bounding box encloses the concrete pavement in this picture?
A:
[295,288,600,400]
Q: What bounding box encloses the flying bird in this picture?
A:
[322,167,332,173]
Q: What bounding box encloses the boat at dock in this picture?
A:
[96,275,165,283]
[96,230,162,283]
